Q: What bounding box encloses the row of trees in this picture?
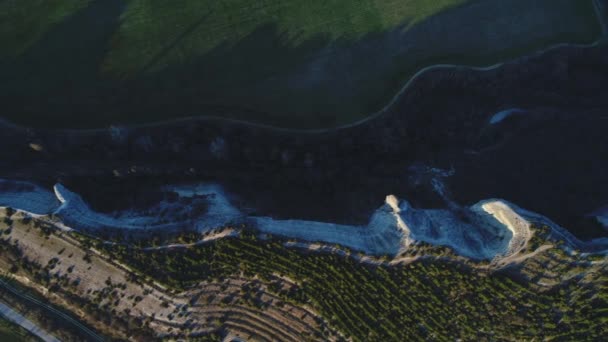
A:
[98,231,608,341]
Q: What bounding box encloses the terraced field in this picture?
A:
[0,0,602,128]
[1,206,607,340]
[102,230,608,341]
[0,209,340,340]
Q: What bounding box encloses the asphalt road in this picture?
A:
[0,301,61,342]
[0,277,105,341]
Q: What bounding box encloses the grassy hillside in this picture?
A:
[0,0,469,61]
[0,0,602,128]
[101,0,471,74]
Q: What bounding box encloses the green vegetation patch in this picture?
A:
[0,0,603,128]
[103,0,469,74]
[0,0,89,57]
[98,232,608,341]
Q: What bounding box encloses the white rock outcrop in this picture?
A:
[2,179,605,259]
[0,179,60,215]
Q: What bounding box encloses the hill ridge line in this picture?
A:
[0,39,604,134]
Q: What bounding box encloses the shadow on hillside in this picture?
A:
[3,0,126,89]
[1,0,600,128]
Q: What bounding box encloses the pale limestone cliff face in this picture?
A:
[3,179,605,260]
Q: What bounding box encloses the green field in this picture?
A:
[0,0,602,128]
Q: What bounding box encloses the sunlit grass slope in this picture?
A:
[0,0,602,128]
[103,0,470,74]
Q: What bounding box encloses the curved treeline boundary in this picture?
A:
[0,0,602,128]
[99,232,608,341]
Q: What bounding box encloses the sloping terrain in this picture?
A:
[1,35,607,239]
[0,1,606,341]
[0,180,573,260]
[0,0,602,128]
[0,209,340,341]
[0,206,606,341]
